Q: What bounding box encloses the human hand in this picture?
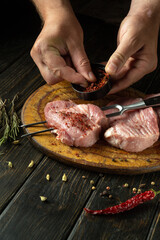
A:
[30,4,96,87]
[105,10,159,94]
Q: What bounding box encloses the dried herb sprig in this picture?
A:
[0,95,20,145]
[0,100,10,145]
[0,98,6,127]
[9,95,20,140]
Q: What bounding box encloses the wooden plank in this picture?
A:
[0,157,99,240]
[0,35,34,74]
[0,137,43,213]
[67,172,160,240]
[0,0,41,73]
[0,49,45,213]
[146,203,160,240]
[0,52,45,107]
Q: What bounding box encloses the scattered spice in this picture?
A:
[40,196,47,202]
[90,180,94,185]
[108,194,112,199]
[123,183,129,188]
[12,140,20,145]
[132,188,137,193]
[28,160,34,168]
[112,158,117,162]
[46,174,50,181]
[84,189,159,215]
[146,159,151,163]
[151,182,155,186]
[137,189,141,194]
[60,112,92,132]
[83,71,109,92]
[92,186,96,190]
[62,173,67,182]
[8,161,13,168]
[106,186,110,190]
[100,190,108,197]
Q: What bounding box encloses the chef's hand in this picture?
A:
[105,0,160,94]
[30,1,96,87]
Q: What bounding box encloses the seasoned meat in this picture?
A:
[44,100,109,147]
[104,102,159,152]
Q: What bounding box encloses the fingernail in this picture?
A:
[88,72,96,82]
[106,62,118,74]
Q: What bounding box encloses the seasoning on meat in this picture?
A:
[44,100,109,147]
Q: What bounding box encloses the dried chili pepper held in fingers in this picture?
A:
[84,190,160,215]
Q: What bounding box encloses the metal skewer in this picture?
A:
[21,128,54,138]
[20,121,47,128]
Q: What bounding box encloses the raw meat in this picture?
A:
[104,97,159,152]
[44,100,109,147]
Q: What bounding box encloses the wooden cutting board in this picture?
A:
[21,81,160,174]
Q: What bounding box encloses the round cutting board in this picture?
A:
[21,81,160,174]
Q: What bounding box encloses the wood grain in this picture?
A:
[0,137,43,213]
[0,157,99,240]
[68,171,160,240]
[21,81,160,174]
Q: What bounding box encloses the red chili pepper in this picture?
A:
[84,189,159,215]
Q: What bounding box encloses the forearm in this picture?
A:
[32,0,73,22]
[128,0,160,25]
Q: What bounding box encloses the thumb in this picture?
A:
[105,36,142,76]
[70,45,96,82]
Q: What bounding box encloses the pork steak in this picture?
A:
[44,100,109,147]
[104,97,159,152]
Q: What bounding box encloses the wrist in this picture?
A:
[32,0,73,23]
[128,0,160,27]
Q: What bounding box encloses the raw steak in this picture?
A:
[44,100,109,147]
[104,97,159,152]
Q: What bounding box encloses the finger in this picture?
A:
[105,35,143,76]
[69,45,96,82]
[31,45,88,87]
[110,57,134,80]
[108,59,148,94]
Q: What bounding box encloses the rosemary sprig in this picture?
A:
[9,95,20,140]
[0,95,20,145]
[0,100,10,145]
[0,98,6,127]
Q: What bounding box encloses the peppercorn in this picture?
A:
[132,188,137,193]
[151,182,155,186]
[137,189,141,194]
[90,180,94,185]
[123,183,129,188]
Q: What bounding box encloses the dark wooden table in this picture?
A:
[0,7,160,240]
